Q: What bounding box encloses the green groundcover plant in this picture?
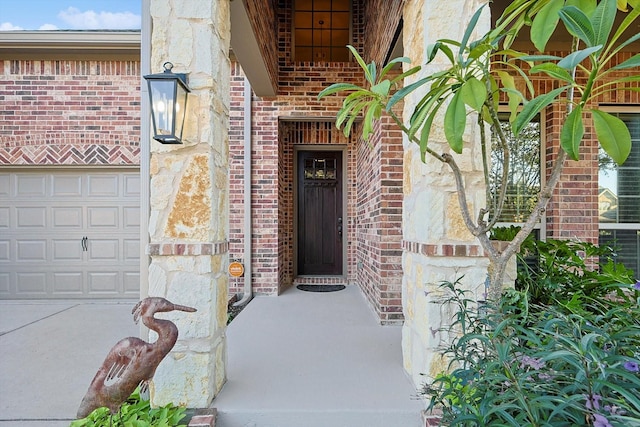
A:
[423,274,640,426]
[70,388,187,427]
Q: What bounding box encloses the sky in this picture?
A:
[0,0,141,31]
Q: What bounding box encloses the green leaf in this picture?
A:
[558,6,596,46]
[609,3,640,49]
[513,86,568,135]
[611,53,640,70]
[347,45,374,85]
[419,99,446,162]
[444,91,466,153]
[496,71,522,122]
[390,65,421,85]
[379,56,411,80]
[560,106,584,161]
[317,83,363,99]
[530,62,573,82]
[591,109,632,165]
[459,5,486,61]
[566,0,597,16]
[460,77,487,111]
[387,76,431,110]
[557,45,602,69]
[371,80,391,97]
[530,0,564,51]
[514,54,563,63]
[591,0,617,47]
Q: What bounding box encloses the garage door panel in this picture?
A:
[16,207,46,227]
[124,272,140,295]
[88,175,118,197]
[2,170,140,300]
[16,273,47,294]
[0,174,9,195]
[0,207,8,228]
[16,174,46,196]
[52,207,83,227]
[0,240,8,260]
[88,272,119,293]
[53,273,84,293]
[53,240,84,261]
[52,175,83,197]
[124,207,140,228]
[17,240,47,261]
[124,175,140,197]
[89,239,118,260]
[124,239,140,262]
[88,207,118,228]
[0,273,9,295]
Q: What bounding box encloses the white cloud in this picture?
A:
[0,22,24,31]
[39,24,59,31]
[58,7,141,30]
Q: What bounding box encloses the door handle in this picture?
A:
[337,217,343,236]
[81,236,88,251]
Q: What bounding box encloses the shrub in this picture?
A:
[70,388,187,427]
[422,279,640,426]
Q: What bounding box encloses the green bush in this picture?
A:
[70,388,187,427]
[516,238,636,311]
[422,278,640,426]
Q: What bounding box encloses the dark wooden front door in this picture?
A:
[297,150,343,275]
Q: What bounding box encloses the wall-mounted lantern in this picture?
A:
[144,62,191,144]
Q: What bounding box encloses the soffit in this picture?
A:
[0,31,141,60]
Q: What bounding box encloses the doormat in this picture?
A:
[296,284,346,292]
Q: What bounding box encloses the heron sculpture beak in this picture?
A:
[173,304,197,313]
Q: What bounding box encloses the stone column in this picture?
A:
[146,0,230,408]
[400,0,490,389]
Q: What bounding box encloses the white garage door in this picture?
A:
[0,169,140,300]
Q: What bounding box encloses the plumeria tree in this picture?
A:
[319,0,640,300]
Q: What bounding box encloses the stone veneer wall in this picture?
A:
[147,0,230,409]
[400,0,491,395]
[0,60,140,165]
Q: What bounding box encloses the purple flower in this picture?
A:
[593,413,613,427]
[624,360,640,372]
[585,394,602,411]
[634,280,640,291]
[604,404,626,416]
[519,355,545,370]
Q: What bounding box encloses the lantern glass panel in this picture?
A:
[174,83,188,141]
[149,80,176,137]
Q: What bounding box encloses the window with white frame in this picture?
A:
[598,111,640,276]
[490,114,543,236]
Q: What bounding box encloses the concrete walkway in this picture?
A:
[213,285,425,427]
[0,300,138,427]
[0,285,425,427]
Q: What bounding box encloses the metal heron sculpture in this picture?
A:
[76,297,196,419]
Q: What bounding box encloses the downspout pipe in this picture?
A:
[234,76,253,307]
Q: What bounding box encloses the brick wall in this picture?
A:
[364,0,404,63]
[228,0,405,321]
[0,59,140,165]
[497,50,639,246]
[356,113,404,324]
[244,0,279,92]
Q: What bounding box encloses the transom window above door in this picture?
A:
[294,0,351,62]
